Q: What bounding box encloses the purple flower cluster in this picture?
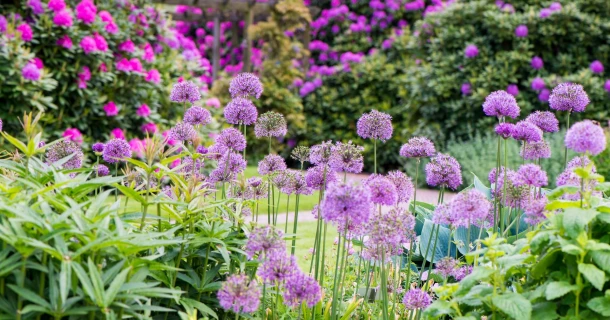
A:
[494,123,515,139]
[169,80,201,103]
[216,128,246,152]
[321,182,373,231]
[515,164,548,187]
[46,140,84,170]
[96,164,110,176]
[364,174,398,206]
[403,288,431,310]
[523,197,548,225]
[229,73,263,99]
[399,137,435,158]
[356,110,393,141]
[254,111,287,138]
[102,139,131,163]
[184,106,211,126]
[245,225,285,259]
[512,120,543,143]
[386,170,414,204]
[170,122,197,142]
[309,141,334,165]
[425,153,462,190]
[565,120,607,156]
[209,152,246,182]
[520,140,551,160]
[224,97,258,125]
[283,272,322,308]
[291,146,311,164]
[92,142,105,153]
[526,111,559,133]
[367,207,415,252]
[556,156,600,201]
[257,253,298,284]
[488,167,530,208]
[549,83,590,112]
[305,165,338,190]
[447,189,492,228]
[482,90,520,119]
[328,141,364,173]
[258,154,287,175]
[217,274,261,314]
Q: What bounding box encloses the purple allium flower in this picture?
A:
[461,83,472,95]
[364,174,398,206]
[565,120,607,155]
[524,196,548,225]
[207,143,228,161]
[254,111,287,138]
[309,141,334,165]
[96,164,109,176]
[403,289,431,310]
[356,110,393,141]
[515,164,548,187]
[526,111,559,133]
[247,177,269,199]
[432,203,452,225]
[224,98,258,125]
[291,146,311,164]
[506,84,519,96]
[305,165,338,190]
[257,253,298,284]
[515,25,528,37]
[531,77,546,91]
[482,90,520,118]
[216,128,246,151]
[556,156,600,200]
[450,189,493,228]
[521,140,551,160]
[184,106,211,126]
[452,265,472,281]
[328,141,364,173]
[196,145,208,154]
[169,80,201,103]
[435,257,458,278]
[605,80,610,93]
[46,140,84,170]
[512,120,543,143]
[217,274,261,314]
[464,44,479,58]
[292,171,313,195]
[590,60,604,74]
[495,123,515,139]
[367,207,415,251]
[386,170,414,204]
[102,139,131,163]
[539,88,550,102]
[245,225,285,258]
[209,152,247,182]
[258,154,287,175]
[321,182,373,228]
[22,63,41,81]
[180,156,204,178]
[549,83,590,112]
[283,272,322,308]
[425,153,462,190]
[92,142,105,153]
[229,73,263,99]
[399,137,436,158]
[531,56,544,70]
[170,122,197,142]
[489,168,530,208]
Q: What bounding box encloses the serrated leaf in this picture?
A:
[587,297,610,317]
[591,251,610,273]
[545,281,577,300]
[563,208,598,238]
[578,263,606,291]
[491,292,531,320]
[531,302,559,320]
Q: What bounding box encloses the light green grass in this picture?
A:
[278,221,338,270]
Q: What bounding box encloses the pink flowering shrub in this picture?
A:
[0,1,205,144]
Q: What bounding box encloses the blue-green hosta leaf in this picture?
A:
[419,220,457,263]
[454,225,484,255]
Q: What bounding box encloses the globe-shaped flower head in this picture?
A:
[549,83,590,112]
[386,170,414,204]
[169,122,197,142]
[101,139,131,163]
[364,174,398,206]
[258,154,287,175]
[229,73,263,99]
[92,142,105,154]
[512,120,543,143]
[257,253,298,284]
[520,140,551,160]
[96,164,110,176]
[403,289,431,310]
[494,123,515,139]
[526,111,559,133]
[425,153,462,190]
[356,110,393,141]
[515,164,548,187]
[245,225,285,259]
[217,274,261,314]
[46,140,84,170]
[224,97,258,125]
[524,197,548,225]
[309,141,334,165]
[305,165,338,190]
[216,127,246,152]
[169,80,201,103]
[449,189,492,228]
[482,90,520,118]
[328,141,364,173]
[321,182,373,229]
[399,137,435,158]
[565,120,607,155]
[283,272,322,308]
[254,111,287,138]
[183,106,211,126]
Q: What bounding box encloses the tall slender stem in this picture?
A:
[564,112,571,169]
[291,195,300,255]
[374,139,377,174]
[284,195,290,234]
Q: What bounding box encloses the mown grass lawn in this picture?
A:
[277,220,339,270]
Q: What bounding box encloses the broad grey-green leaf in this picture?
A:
[491,292,531,320]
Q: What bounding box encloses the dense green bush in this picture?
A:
[0,0,201,142]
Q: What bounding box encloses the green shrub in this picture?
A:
[0,1,201,142]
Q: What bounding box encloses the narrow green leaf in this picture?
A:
[104,267,131,307]
[7,285,52,309]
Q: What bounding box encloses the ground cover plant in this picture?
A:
[0,68,608,320]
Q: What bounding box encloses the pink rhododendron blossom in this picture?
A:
[103,101,118,116]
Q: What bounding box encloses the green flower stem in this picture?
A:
[380,249,389,320]
[374,139,377,174]
[267,174,272,225]
[493,136,501,230]
[501,139,508,234]
[413,159,420,213]
[564,112,571,170]
[330,221,347,320]
[139,172,151,231]
[291,195,300,255]
[284,195,290,234]
[114,163,119,202]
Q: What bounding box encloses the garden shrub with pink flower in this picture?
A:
[0,0,206,143]
[0,69,608,319]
